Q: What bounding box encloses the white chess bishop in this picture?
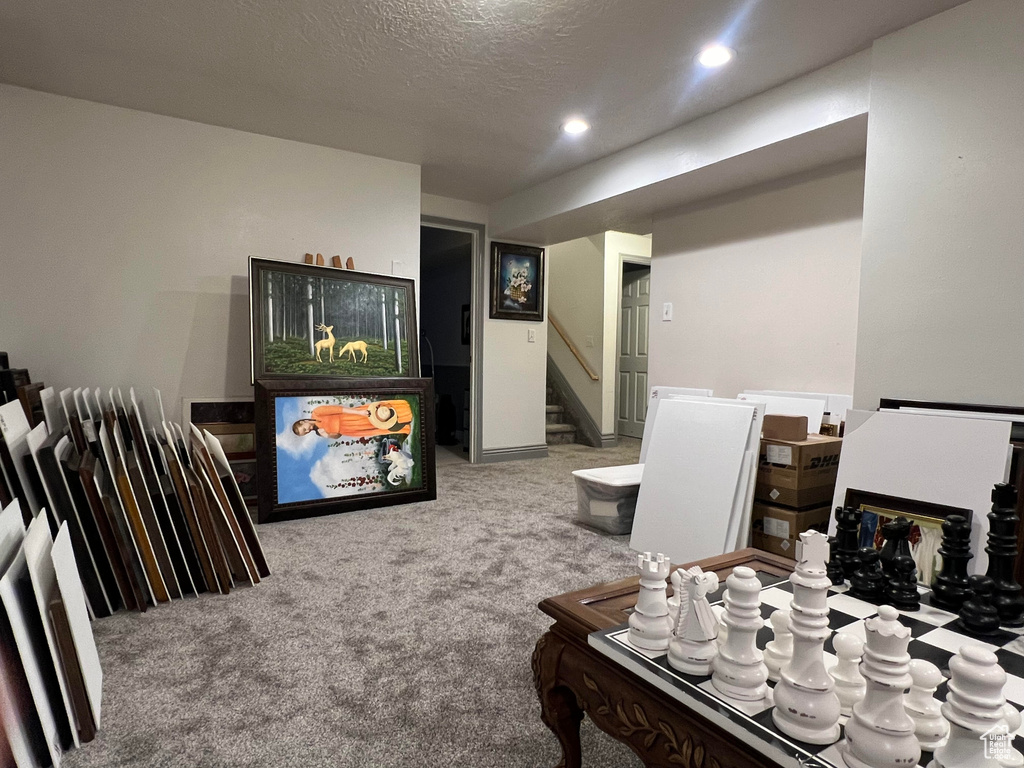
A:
[773,531,842,744]
[628,552,673,651]
[711,566,769,701]
[929,644,1024,768]
[843,605,920,768]
[667,566,720,675]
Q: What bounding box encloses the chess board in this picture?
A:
[589,570,1024,768]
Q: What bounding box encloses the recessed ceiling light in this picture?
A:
[696,44,735,68]
[562,118,590,135]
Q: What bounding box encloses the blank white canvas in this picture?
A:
[744,390,852,424]
[638,387,714,463]
[0,550,64,766]
[23,515,80,747]
[0,501,48,768]
[0,402,44,516]
[631,399,755,564]
[829,410,1011,574]
[737,393,826,433]
[39,388,66,436]
[52,525,102,729]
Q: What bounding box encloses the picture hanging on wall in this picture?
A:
[489,242,545,321]
[254,378,436,523]
[249,257,420,383]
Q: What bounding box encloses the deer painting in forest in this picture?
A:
[314,323,336,362]
[338,340,368,363]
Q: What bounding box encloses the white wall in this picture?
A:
[854,0,1024,409]
[547,235,606,427]
[649,163,864,399]
[0,85,420,421]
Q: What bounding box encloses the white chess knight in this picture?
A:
[905,659,949,752]
[764,610,793,683]
[667,566,720,675]
[711,565,769,701]
[628,552,673,651]
[829,631,866,718]
[843,605,920,768]
[772,531,842,745]
[929,644,1024,768]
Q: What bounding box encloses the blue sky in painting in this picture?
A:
[275,396,327,504]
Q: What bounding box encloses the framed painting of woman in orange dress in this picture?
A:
[255,378,436,522]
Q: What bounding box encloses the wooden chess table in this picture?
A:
[532,548,795,768]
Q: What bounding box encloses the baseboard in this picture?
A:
[479,444,549,463]
[547,354,605,448]
[599,434,618,448]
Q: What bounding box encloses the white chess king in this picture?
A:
[772,531,842,744]
[628,552,673,651]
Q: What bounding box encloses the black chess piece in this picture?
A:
[930,514,974,612]
[879,516,913,580]
[834,506,862,580]
[886,555,920,612]
[985,483,1024,627]
[826,535,844,586]
[849,548,885,604]
[959,574,1001,636]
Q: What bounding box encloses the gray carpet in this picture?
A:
[64,440,646,767]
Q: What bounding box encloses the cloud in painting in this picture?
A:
[275,396,318,460]
[309,439,385,497]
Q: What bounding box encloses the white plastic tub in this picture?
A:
[571,464,644,534]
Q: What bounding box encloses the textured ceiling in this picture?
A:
[0,0,966,202]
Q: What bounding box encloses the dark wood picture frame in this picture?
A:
[489,241,545,321]
[249,257,420,383]
[255,378,436,523]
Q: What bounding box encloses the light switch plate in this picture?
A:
[392,260,404,275]
[528,329,536,343]
[663,302,673,321]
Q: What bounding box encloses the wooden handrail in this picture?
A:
[548,312,599,381]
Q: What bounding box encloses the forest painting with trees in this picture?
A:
[249,258,419,380]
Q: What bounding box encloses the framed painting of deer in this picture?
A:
[248,257,420,382]
[489,242,545,321]
[254,378,436,522]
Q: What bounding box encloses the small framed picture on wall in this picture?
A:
[489,242,544,321]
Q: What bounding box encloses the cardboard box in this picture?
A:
[750,502,831,558]
[756,434,842,509]
[762,414,808,442]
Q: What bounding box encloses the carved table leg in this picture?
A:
[533,632,584,768]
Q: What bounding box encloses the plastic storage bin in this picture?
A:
[571,464,644,534]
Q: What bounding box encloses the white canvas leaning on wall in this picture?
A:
[743,390,852,426]
[630,398,759,565]
[638,386,714,463]
[737,393,826,433]
[828,409,1012,575]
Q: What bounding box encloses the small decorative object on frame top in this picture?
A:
[248,256,420,383]
[489,241,545,322]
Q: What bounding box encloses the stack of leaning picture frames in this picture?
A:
[248,256,437,523]
[0,386,271,761]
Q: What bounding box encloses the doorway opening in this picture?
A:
[616,261,651,439]
[419,220,484,463]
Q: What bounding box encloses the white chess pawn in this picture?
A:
[929,645,1024,768]
[711,566,769,701]
[667,566,720,675]
[829,631,866,718]
[904,659,949,752]
[628,552,673,651]
[764,610,793,683]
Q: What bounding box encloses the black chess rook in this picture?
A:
[929,513,973,612]
[985,483,1024,627]
[826,535,844,586]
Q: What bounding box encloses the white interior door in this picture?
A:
[618,266,651,438]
